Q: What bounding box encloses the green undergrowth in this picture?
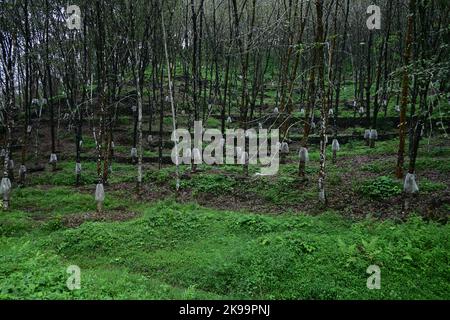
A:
[28,161,137,186]
[1,135,448,300]
[1,200,448,299]
[357,176,402,199]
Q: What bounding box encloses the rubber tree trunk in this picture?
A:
[315,0,328,205]
[396,0,415,179]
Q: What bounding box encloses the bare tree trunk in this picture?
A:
[45,0,57,172]
[231,0,256,177]
[19,0,32,185]
[136,66,143,195]
[365,32,373,130]
[160,0,181,193]
[333,0,350,143]
[396,0,415,179]
[0,26,17,210]
[315,0,328,204]
[299,2,318,178]
[327,0,339,163]
[372,1,393,150]
[94,0,107,213]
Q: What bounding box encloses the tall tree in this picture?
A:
[396,0,415,178]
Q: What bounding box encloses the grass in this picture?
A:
[13,187,95,214]
[28,161,138,187]
[0,199,448,300]
[252,174,316,206]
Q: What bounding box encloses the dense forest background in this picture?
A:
[0,0,449,300]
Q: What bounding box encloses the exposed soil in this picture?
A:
[11,118,450,224]
[88,155,449,223]
[62,209,138,228]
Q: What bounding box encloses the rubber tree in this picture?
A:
[396,0,415,179]
[93,0,108,212]
[371,0,393,148]
[299,1,321,179]
[131,0,151,195]
[45,0,57,172]
[231,0,257,177]
[315,0,329,204]
[0,9,18,210]
[402,0,449,213]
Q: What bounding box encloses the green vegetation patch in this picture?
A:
[357,176,402,199]
[1,201,448,299]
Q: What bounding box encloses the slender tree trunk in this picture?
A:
[315,0,328,204]
[396,0,415,179]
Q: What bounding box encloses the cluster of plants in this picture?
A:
[1,200,449,299]
[357,176,402,199]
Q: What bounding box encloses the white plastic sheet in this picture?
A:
[332,139,340,152]
[95,183,105,202]
[319,189,326,202]
[75,162,82,174]
[299,147,309,162]
[49,153,57,164]
[0,177,11,195]
[404,173,419,194]
[19,165,27,175]
[280,142,289,154]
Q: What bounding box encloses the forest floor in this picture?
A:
[0,127,449,299]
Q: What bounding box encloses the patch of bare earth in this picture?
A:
[195,192,285,215]
[62,209,138,228]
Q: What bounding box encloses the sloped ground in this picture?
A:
[1,199,449,299]
[0,135,449,299]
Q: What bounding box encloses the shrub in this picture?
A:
[187,174,236,196]
[420,180,447,192]
[358,176,402,199]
